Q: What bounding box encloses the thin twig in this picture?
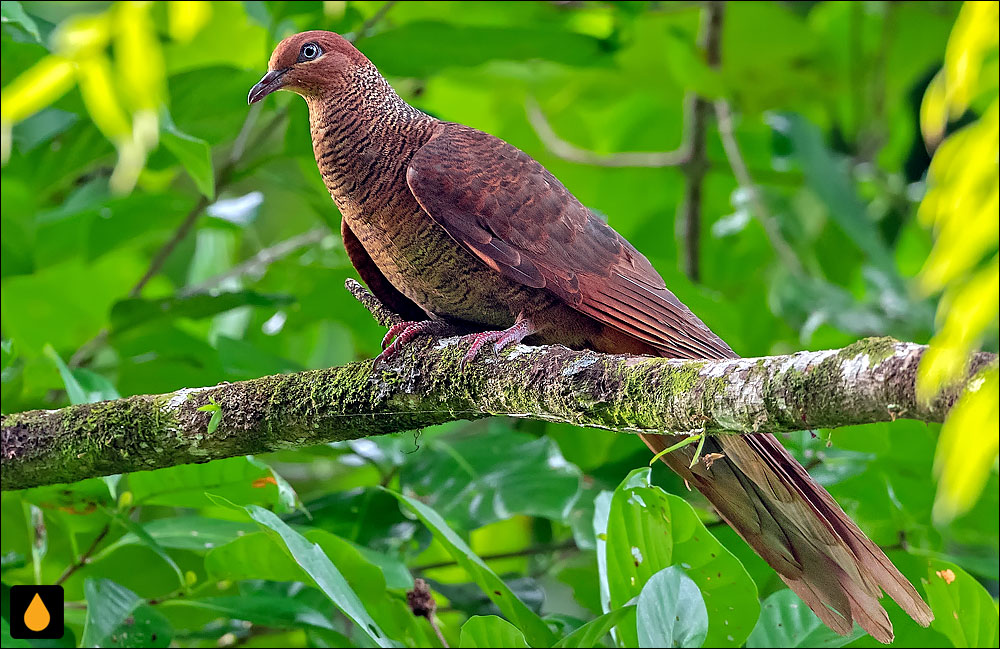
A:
[180,228,329,297]
[129,195,212,299]
[348,0,398,43]
[713,100,806,275]
[428,615,449,648]
[55,522,111,585]
[525,96,690,168]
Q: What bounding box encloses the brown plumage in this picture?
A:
[250,31,933,642]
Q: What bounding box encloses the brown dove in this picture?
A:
[249,30,932,642]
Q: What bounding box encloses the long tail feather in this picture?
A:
[640,431,933,644]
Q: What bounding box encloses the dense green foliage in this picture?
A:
[1,2,997,648]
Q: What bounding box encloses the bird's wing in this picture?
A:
[405,123,736,360]
[405,123,932,643]
[341,218,427,322]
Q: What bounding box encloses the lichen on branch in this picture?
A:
[1,280,994,491]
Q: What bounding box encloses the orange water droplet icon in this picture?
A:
[24,592,50,632]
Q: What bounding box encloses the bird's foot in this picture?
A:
[376,320,454,365]
[460,316,536,370]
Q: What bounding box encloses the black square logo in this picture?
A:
[9,585,65,639]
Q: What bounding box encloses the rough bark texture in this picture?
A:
[3,283,994,491]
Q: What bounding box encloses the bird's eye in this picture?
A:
[298,42,321,62]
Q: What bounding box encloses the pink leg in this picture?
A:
[461,316,536,370]
[376,320,453,365]
[382,321,418,350]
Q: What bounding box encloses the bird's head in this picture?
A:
[248,30,370,105]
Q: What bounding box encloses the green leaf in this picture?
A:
[44,344,120,404]
[0,2,40,42]
[161,124,215,199]
[923,559,999,648]
[360,22,609,78]
[747,589,864,648]
[127,456,289,509]
[205,527,403,610]
[82,579,172,648]
[459,616,530,648]
[554,606,636,648]
[95,516,254,556]
[197,399,222,435]
[109,290,293,334]
[601,468,759,647]
[932,368,999,523]
[772,113,894,271]
[158,595,337,631]
[636,566,709,648]
[399,430,582,529]
[109,513,186,590]
[239,504,394,648]
[387,489,556,648]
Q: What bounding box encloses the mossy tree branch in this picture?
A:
[2,280,995,491]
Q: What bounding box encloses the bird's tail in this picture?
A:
[640,431,933,644]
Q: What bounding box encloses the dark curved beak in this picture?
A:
[248,68,289,105]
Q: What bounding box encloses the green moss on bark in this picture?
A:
[837,336,899,365]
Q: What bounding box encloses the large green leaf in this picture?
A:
[361,22,609,78]
[158,595,336,632]
[1,2,40,42]
[239,504,394,648]
[109,513,186,591]
[923,559,999,648]
[747,589,864,648]
[81,579,172,648]
[459,616,530,649]
[387,489,556,648]
[554,606,636,648]
[127,456,290,509]
[636,566,709,648]
[44,344,119,404]
[96,516,254,556]
[600,468,759,647]
[399,430,581,529]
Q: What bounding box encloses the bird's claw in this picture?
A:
[458,317,536,371]
[459,331,508,371]
[375,320,451,366]
[381,321,417,350]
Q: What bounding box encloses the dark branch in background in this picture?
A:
[527,2,723,282]
[528,2,810,280]
[56,522,111,585]
[3,280,994,491]
[677,0,723,282]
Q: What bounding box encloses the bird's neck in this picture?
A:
[306,65,434,214]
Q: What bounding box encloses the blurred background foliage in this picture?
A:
[0,1,997,648]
